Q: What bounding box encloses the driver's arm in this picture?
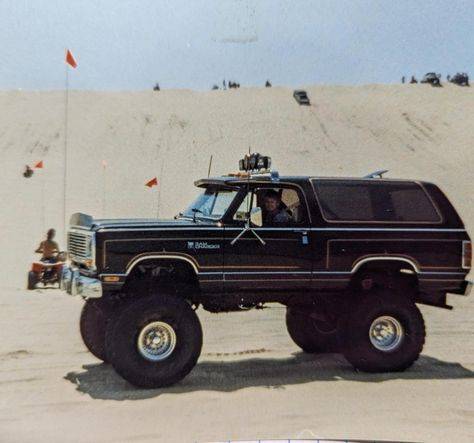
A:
[273,210,291,225]
[35,242,44,253]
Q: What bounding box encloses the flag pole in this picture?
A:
[63,55,70,245]
[157,161,164,219]
[63,49,77,246]
[102,161,107,217]
[41,168,46,235]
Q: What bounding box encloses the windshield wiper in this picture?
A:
[179,209,216,223]
[191,208,204,223]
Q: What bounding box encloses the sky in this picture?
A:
[0,0,472,90]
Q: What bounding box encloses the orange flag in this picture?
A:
[65,49,77,68]
[145,177,158,187]
[34,160,44,169]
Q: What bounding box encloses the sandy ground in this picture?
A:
[0,289,473,443]
[0,84,473,442]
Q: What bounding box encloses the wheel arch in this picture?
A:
[350,257,419,295]
[352,256,420,274]
[122,255,201,301]
[126,254,199,275]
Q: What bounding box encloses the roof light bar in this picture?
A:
[239,153,272,172]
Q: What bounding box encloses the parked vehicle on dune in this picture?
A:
[420,72,442,86]
[450,72,470,87]
[60,154,472,388]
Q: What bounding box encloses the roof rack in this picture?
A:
[250,169,280,181]
[239,152,279,181]
[234,152,280,182]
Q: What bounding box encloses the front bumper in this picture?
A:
[61,267,102,299]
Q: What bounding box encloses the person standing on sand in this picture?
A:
[35,229,60,263]
[23,165,33,178]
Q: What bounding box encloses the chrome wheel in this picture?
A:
[369,315,404,352]
[137,321,177,361]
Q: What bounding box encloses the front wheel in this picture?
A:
[105,295,202,388]
[80,299,113,362]
[27,271,39,290]
[339,292,425,372]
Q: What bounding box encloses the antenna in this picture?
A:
[207,155,213,178]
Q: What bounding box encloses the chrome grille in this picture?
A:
[68,231,92,260]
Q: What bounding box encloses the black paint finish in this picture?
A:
[72,176,471,306]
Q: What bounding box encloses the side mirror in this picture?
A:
[250,207,263,227]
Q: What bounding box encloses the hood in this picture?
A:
[70,212,220,231]
[70,212,219,231]
[93,218,221,231]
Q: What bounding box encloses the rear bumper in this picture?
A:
[462,279,473,296]
[61,267,102,299]
[419,277,472,297]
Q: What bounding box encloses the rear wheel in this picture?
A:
[80,299,113,362]
[286,306,339,353]
[105,295,202,388]
[339,291,425,372]
[27,271,38,290]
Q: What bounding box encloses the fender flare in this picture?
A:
[126,254,200,275]
[351,256,420,274]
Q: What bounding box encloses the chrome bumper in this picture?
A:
[61,267,102,299]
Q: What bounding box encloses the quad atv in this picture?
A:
[27,253,67,290]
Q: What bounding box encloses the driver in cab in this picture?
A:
[262,190,291,226]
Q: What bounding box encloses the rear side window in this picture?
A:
[313,180,441,223]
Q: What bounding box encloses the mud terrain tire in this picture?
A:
[80,299,113,362]
[105,295,202,388]
[286,306,339,353]
[339,292,425,372]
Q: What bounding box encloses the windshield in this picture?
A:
[182,188,239,220]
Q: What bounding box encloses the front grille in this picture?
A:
[68,231,92,261]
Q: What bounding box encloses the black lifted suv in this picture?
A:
[62,154,472,388]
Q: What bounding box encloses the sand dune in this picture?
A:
[2,84,473,286]
[0,84,473,442]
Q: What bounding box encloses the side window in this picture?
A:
[389,187,440,222]
[313,180,441,223]
[233,192,257,221]
[314,183,374,221]
[257,187,307,227]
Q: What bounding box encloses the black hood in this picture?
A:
[70,212,221,231]
[91,217,219,231]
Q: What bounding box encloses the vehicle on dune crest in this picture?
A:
[449,72,470,86]
[420,72,442,86]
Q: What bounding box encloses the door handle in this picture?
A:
[293,229,309,245]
